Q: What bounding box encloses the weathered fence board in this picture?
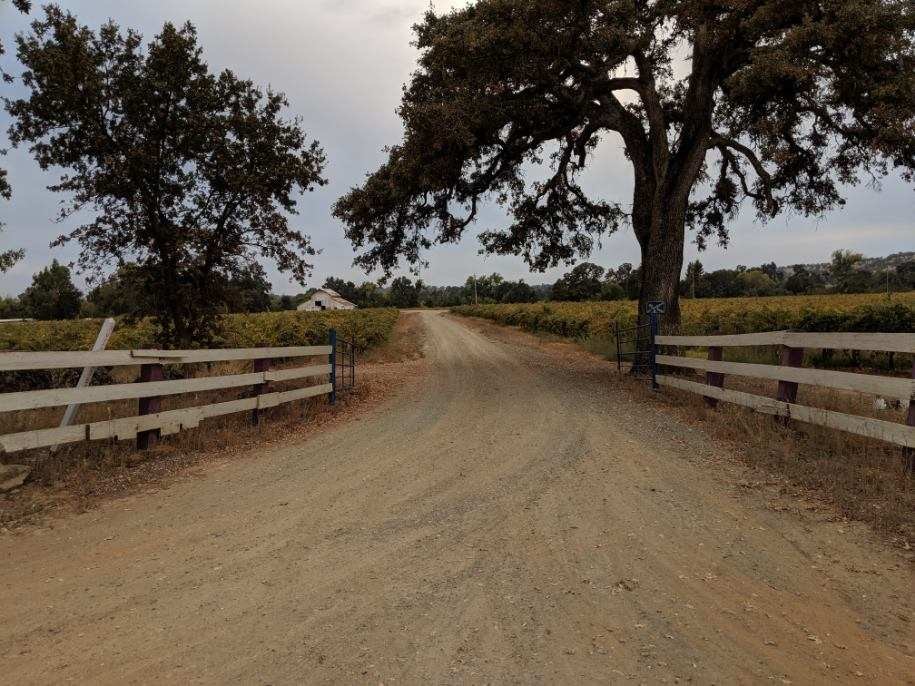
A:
[0,364,331,413]
[0,345,333,371]
[0,337,343,454]
[657,375,915,448]
[657,331,914,354]
[0,383,334,452]
[654,329,914,453]
[655,355,913,403]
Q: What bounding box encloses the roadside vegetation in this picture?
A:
[454,291,915,338]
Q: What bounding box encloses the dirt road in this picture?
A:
[1,311,912,684]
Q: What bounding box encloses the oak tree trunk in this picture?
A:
[633,189,687,334]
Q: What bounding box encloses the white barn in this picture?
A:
[297,288,357,312]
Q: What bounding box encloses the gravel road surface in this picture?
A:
[1,311,912,684]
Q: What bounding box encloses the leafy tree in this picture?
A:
[0,295,23,319]
[784,266,825,295]
[354,281,386,308]
[19,259,81,320]
[552,262,605,301]
[225,263,273,313]
[684,260,705,298]
[335,0,915,327]
[499,279,539,303]
[84,263,148,317]
[0,1,31,273]
[599,280,626,301]
[277,294,295,311]
[701,269,744,298]
[323,277,360,304]
[389,276,422,308]
[7,9,326,346]
[829,250,870,292]
[464,273,505,303]
[737,269,777,296]
[897,261,915,290]
[607,263,642,300]
[758,262,785,285]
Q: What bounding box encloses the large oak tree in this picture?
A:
[6,7,326,345]
[335,0,914,326]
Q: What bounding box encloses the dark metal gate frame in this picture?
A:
[613,309,662,389]
[328,329,356,405]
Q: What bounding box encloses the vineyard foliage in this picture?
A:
[0,309,400,354]
[453,292,915,339]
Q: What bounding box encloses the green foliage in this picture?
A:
[453,292,915,339]
[0,308,399,354]
[7,8,326,346]
[0,308,399,393]
[552,263,605,302]
[335,0,915,327]
[389,276,423,308]
[0,2,31,272]
[19,259,82,320]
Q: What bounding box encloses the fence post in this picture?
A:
[329,329,337,405]
[350,337,356,390]
[649,312,660,390]
[704,346,724,408]
[776,345,805,425]
[137,363,164,450]
[251,358,271,425]
[904,360,914,475]
[59,317,116,429]
[614,321,622,376]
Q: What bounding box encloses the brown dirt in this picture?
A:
[1,311,912,684]
[0,312,428,528]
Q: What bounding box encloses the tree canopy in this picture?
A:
[335,0,915,325]
[6,8,326,345]
[19,259,81,320]
[0,0,30,273]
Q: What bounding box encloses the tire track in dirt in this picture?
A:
[0,310,912,684]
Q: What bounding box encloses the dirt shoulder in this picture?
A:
[0,312,429,530]
[1,311,912,684]
[457,313,915,547]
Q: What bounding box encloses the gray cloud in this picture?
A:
[0,0,911,297]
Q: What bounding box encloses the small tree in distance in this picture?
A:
[20,259,81,320]
[552,263,605,302]
[7,8,327,346]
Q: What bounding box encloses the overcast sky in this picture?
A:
[0,0,912,296]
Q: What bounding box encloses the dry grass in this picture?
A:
[649,375,914,545]
[0,312,428,529]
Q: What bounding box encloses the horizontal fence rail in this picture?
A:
[0,345,333,372]
[0,342,340,454]
[656,331,915,354]
[655,331,915,454]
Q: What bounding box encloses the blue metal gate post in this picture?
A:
[329,328,337,405]
[649,311,660,390]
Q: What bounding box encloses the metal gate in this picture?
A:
[329,329,356,404]
[613,303,663,389]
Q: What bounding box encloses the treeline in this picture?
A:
[4,249,913,322]
[324,275,550,308]
[682,251,915,299]
[0,261,288,321]
[546,251,915,303]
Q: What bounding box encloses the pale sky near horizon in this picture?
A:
[0,0,912,297]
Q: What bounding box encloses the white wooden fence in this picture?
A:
[654,331,915,451]
[0,345,334,453]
